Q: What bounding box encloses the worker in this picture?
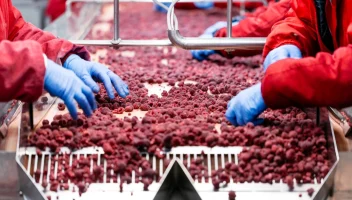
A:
[0,0,129,120]
[226,0,352,126]
[191,0,291,61]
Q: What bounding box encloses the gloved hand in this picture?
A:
[194,1,214,9]
[154,2,171,13]
[191,21,241,61]
[191,50,216,61]
[44,59,96,119]
[63,55,129,99]
[190,21,227,61]
[263,45,302,72]
[225,83,267,126]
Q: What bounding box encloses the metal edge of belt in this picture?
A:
[313,107,339,200]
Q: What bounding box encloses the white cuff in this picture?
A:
[42,54,48,68]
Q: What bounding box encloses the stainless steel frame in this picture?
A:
[65,0,266,50]
[0,1,338,200]
[14,106,339,200]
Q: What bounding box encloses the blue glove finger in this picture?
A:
[225,109,237,126]
[225,100,238,126]
[97,72,115,99]
[82,86,97,110]
[74,92,93,117]
[108,72,129,98]
[191,50,204,61]
[236,106,246,126]
[287,45,302,59]
[64,97,78,120]
[81,74,100,93]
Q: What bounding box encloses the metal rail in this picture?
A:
[66,0,267,50]
[168,30,265,50]
[70,39,172,46]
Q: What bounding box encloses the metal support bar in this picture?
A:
[227,0,232,38]
[114,0,119,41]
[168,30,265,50]
[70,39,173,46]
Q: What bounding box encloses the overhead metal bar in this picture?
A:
[67,0,267,50]
[69,39,173,46]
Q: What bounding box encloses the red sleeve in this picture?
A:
[0,40,45,102]
[261,45,352,109]
[262,0,319,59]
[214,0,291,58]
[9,3,90,64]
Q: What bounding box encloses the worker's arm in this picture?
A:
[8,1,89,64]
[0,40,45,102]
[262,45,352,109]
[214,0,291,58]
[262,0,318,59]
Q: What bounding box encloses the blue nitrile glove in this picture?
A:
[225,83,267,126]
[191,50,216,61]
[44,59,96,119]
[194,1,214,9]
[263,44,302,72]
[154,2,171,13]
[63,55,129,99]
[191,21,227,61]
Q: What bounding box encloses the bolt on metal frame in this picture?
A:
[67,0,267,50]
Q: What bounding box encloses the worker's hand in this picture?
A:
[194,2,214,9]
[63,55,129,99]
[225,83,267,126]
[191,50,216,61]
[44,59,97,119]
[263,45,302,72]
[190,22,227,61]
[191,21,241,61]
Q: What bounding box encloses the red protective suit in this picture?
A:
[0,0,89,102]
[214,0,291,57]
[46,0,67,21]
[261,0,352,109]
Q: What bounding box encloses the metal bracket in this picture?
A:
[154,158,201,200]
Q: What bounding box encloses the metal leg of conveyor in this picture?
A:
[227,0,232,38]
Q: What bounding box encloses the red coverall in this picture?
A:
[261,0,352,109]
[0,0,89,102]
[213,0,291,57]
[46,0,66,21]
